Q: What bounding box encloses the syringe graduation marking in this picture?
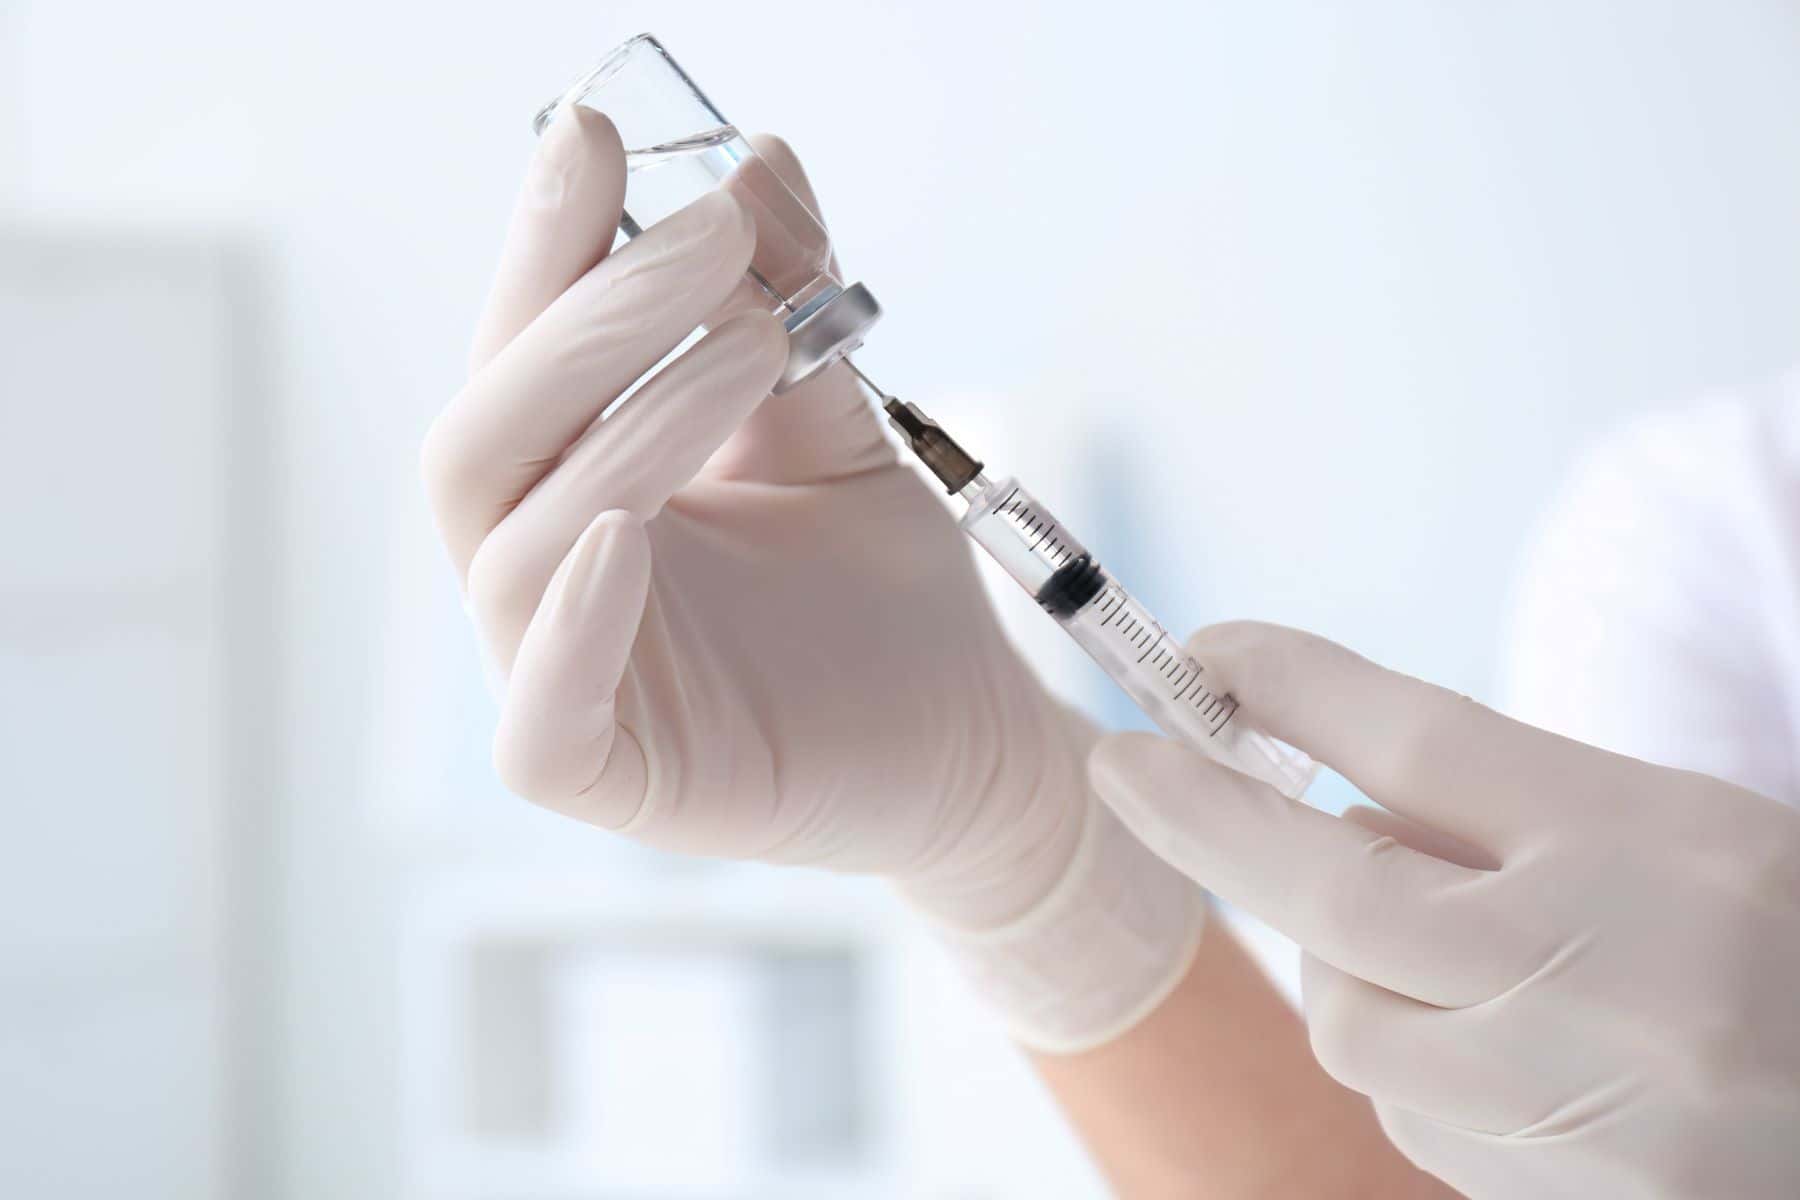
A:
[1092,583,1239,736]
[983,483,1244,740]
[856,376,1311,795]
[997,492,1078,568]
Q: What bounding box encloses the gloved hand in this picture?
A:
[1090,622,1800,1198]
[421,106,1203,1051]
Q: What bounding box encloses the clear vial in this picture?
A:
[535,34,879,388]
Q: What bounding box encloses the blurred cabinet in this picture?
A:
[399,871,905,1199]
[0,233,241,1200]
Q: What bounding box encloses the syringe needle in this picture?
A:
[842,362,1313,796]
[745,264,796,315]
[844,357,891,402]
[843,357,985,494]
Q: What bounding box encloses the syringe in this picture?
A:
[539,34,1312,796]
[852,364,1317,800]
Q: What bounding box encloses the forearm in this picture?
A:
[1032,919,1456,1199]
[917,699,1447,1195]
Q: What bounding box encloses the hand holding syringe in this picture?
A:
[864,370,1318,800]
[477,36,1800,1162]
[474,32,1316,1055]
[533,33,1315,802]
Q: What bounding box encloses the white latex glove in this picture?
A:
[421,107,1202,1051]
[1089,622,1800,1199]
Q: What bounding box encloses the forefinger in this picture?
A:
[424,189,757,579]
[1190,621,1614,852]
[1090,733,1536,1008]
[468,104,626,374]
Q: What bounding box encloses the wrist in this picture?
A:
[917,791,1208,1053]
[898,697,1100,929]
[899,699,1209,1053]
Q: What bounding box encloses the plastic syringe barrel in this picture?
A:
[959,476,1317,800]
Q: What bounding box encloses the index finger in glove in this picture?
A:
[1090,733,1538,1008]
[1189,621,1623,852]
[423,189,756,579]
[468,104,626,374]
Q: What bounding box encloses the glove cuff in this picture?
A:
[917,794,1207,1054]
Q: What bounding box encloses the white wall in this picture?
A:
[6,2,1800,1197]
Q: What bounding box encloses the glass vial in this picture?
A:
[534,34,880,391]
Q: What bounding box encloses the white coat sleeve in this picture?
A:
[1501,398,1799,805]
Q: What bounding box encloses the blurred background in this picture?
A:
[4,1,1799,1197]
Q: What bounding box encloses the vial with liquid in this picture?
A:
[534,34,880,390]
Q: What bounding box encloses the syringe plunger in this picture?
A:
[959,473,1317,799]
